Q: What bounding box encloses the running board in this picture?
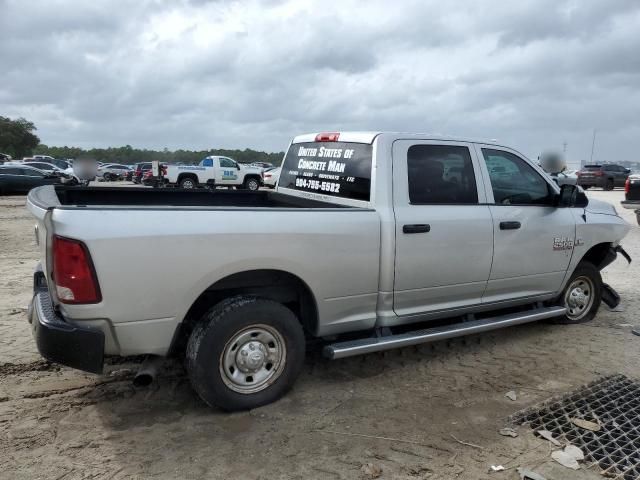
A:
[323,305,566,359]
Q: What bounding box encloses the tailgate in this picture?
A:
[26,186,60,283]
[626,177,640,202]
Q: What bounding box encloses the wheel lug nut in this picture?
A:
[241,350,248,356]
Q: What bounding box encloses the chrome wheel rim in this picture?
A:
[182,179,195,188]
[564,276,595,321]
[220,324,286,394]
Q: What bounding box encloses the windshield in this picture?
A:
[278,141,372,202]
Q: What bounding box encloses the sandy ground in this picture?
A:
[1,188,639,480]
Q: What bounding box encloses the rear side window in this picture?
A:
[279,142,372,201]
[407,145,478,204]
[202,158,214,167]
[0,167,20,175]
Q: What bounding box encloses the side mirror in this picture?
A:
[625,168,631,174]
[557,184,588,208]
[236,164,241,170]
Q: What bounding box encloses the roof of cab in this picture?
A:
[292,132,503,146]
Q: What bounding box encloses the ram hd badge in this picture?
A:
[553,237,574,251]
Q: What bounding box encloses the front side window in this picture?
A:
[407,145,478,204]
[482,148,552,205]
[219,158,236,168]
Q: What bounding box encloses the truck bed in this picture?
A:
[30,185,352,209]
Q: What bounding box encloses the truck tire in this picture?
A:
[636,211,640,226]
[604,179,614,191]
[186,296,305,411]
[553,261,602,324]
[244,177,260,191]
[180,176,197,189]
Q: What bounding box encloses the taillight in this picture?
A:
[625,178,630,194]
[595,171,604,176]
[315,132,340,142]
[52,236,101,304]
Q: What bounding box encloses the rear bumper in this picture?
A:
[577,178,603,188]
[621,200,640,210]
[29,267,105,374]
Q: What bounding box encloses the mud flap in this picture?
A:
[601,283,621,309]
[615,245,632,264]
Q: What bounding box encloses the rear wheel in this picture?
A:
[244,177,260,191]
[553,262,602,324]
[180,177,197,189]
[604,179,614,190]
[186,296,305,411]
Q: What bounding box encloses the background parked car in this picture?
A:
[142,164,167,186]
[97,163,132,181]
[263,167,280,188]
[0,153,11,164]
[0,164,61,194]
[132,162,152,184]
[20,161,78,184]
[250,162,274,170]
[550,169,578,186]
[577,164,630,190]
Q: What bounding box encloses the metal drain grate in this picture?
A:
[510,375,640,480]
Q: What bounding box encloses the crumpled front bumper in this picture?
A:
[28,266,105,374]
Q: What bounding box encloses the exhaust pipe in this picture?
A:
[133,355,164,387]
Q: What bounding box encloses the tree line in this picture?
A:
[34,144,285,166]
[1,115,284,165]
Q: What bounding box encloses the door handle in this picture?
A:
[403,224,431,234]
[500,221,521,230]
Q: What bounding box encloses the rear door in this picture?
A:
[475,145,575,302]
[392,140,494,317]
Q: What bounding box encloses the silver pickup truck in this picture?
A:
[27,132,631,411]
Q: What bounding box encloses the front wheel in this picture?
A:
[553,262,602,324]
[604,179,614,191]
[244,177,260,191]
[186,296,305,411]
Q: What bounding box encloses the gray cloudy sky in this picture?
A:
[1,0,640,164]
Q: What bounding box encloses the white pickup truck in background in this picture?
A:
[165,156,264,190]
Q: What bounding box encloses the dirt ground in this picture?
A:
[1,189,639,480]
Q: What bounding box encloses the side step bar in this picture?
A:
[323,305,566,359]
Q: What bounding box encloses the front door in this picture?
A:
[475,145,575,302]
[218,157,240,186]
[392,140,494,318]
